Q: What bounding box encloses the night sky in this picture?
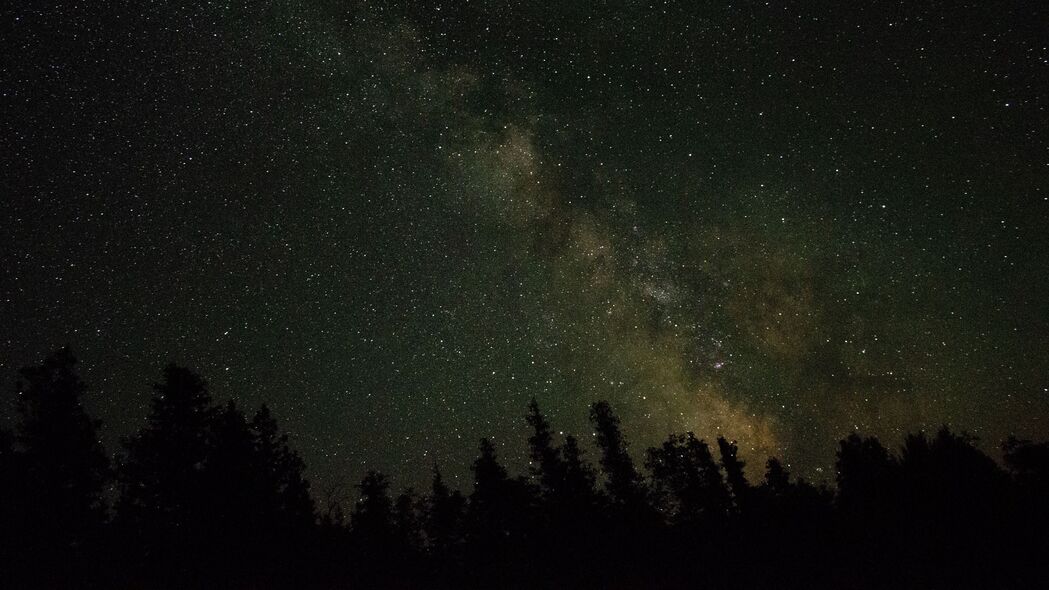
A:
[2,1,1047,492]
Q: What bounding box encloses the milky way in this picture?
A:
[2,1,1047,491]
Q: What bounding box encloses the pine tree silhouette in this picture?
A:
[393,487,423,550]
[2,352,1048,589]
[560,434,598,505]
[834,432,898,513]
[351,470,394,541]
[425,462,466,566]
[466,438,537,587]
[116,364,215,586]
[115,365,316,588]
[250,404,316,530]
[10,347,110,586]
[716,436,749,512]
[589,401,647,510]
[468,438,514,537]
[1004,436,1049,487]
[526,397,564,496]
[646,432,729,524]
[762,457,790,494]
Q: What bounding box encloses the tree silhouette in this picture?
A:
[199,400,266,584]
[117,365,213,523]
[834,432,898,513]
[320,480,349,528]
[393,487,423,549]
[559,433,598,506]
[521,401,604,586]
[587,401,662,588]
[467,438,524,538]
[466,438,537,587]
[589,401,646,509]
[349,470,416,587]
[249,404,315,530]
[716,436,749,512]
[0,424,26,582]
[895,428,1011,588]
[763,457,790,494]
[526,397,563,496]
[1002,435,1049,586]
[646,432,729,524]
[1003,435,1049,490]
[351,470,394,541]
[115,364,215,586]
[4,352,1049,589]
[115,365,316,588]
[9,347,110,586]
[0,427,16,509]
[425,463,466,558]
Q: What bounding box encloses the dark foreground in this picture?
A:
[2,348,1047,589]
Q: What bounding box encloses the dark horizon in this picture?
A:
[0,344,1042,496]
[2,346,1047,588]
[7,343,1046,498]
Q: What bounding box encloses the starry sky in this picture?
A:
[2,1,1047,491]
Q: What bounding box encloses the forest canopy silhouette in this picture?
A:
[1,348,1047,589]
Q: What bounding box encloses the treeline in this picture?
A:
[1,348,1047,589]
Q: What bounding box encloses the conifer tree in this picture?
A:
[15,348,109,552]
[646,433,729,523]
[526,397,564,494]
[589,401,646,508]
[717,436,749,510]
